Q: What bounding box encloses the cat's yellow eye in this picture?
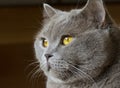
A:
[42,39,49,48]
[62,36,73,46]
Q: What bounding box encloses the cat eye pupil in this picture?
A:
[65,38,69,41]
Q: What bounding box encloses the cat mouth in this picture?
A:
[47,60,70,72]
[47,62,51,71]
[46,62,74,81]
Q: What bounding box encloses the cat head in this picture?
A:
[34,0,114,83]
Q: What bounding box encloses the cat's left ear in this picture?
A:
[82,0,105,24]
[43,4,57,18]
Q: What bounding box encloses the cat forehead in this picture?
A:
[40,10,84,38]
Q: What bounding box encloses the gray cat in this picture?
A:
[34,0,120,88]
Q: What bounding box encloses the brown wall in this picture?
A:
[0,4,120,88]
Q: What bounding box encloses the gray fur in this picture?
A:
[34,0,120,88]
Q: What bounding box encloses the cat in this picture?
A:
[34,0,120,88]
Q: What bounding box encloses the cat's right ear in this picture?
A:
[81,0,105,25]
[43,4,57,19]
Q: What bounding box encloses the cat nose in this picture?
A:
[45,54,53,61]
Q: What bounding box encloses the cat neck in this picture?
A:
[47,79,96,88]
[97,27,120,87]
[47,81,89,88]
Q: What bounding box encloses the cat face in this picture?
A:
[34,0,114,83]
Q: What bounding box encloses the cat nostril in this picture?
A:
[45,54,53,60]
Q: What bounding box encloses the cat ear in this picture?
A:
[43,3,57,18]
[82,0,105,24]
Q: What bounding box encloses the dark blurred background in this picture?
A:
[0,0,120,88]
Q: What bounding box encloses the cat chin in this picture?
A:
[47,75,64,84]
[47,72,82,84]
[45,71,63,83]
[45,70,70,84]
[45,70,76,84]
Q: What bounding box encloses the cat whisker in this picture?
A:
[69,62,90,71]
[27,65,40,81]
[69,64,93,84]
[61,71,67,80]
[27,61,46,88]
[69,68,87,82]
[64,61,98,88]
[25,61,40,72]
[24,59,38,63]
[40,62,47,69]
[30,65,40,80]
[72,66,98,88]
[64,70,72,80]
[28,64,41,88]
[68,68,85,83]
[78,65,90,70]
[29,65,41,88]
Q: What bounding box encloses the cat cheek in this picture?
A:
[34,41,43,60]
[38,41,43,48]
